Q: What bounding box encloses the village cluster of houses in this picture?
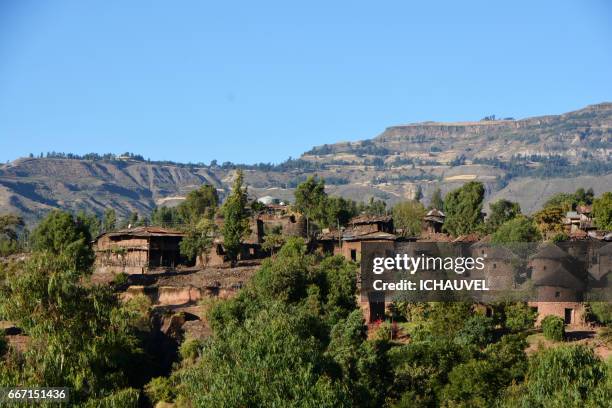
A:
[93,204,611,326]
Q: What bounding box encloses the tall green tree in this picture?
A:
[294,176,328,232]
[486,199,521,233]
[76,211,102,238]
[533,206,565,239]
[0,214,24,241]
[103,208,117,232]
[30,210,94,271]
[0,216,150,405]
[393,200,426,237]
[491,216,540,244]
[222,170,250,266]
[358,197,387,216]
[0,214,25,255]
[324,196,358,228]
[592,191,612,230]
[178,185,219,225]
[429,187,444,210]
[151,206,181,228]
[543,188,595,212]
[443,182,485,236]
[180,217,217,265]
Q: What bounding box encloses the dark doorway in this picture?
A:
[564,308,573,324]
[350,249,357,262]
[370,301,385,322]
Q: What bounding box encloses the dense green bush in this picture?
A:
[504,302,537,332]
[541,315,565,341]
[587,302,612,325]
[83,388,140,408]
[179,338,204,362]
[145,376,175,405]
[454,315,494,347]
[112,272,129,288]
[502,345,609,407]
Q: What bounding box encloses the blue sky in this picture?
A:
[0,0,610,164]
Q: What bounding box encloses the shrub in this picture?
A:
[373,321,393,341]
[113,272,129,288]
[523,345,607,405]
[145,377,175,405]
[597,326,612,348]
[179,338,204,362]
[541,315,565,341]
[504,302,537,333]
[83,388,140,408]
[454,315,494,347]
[587,302,612,325]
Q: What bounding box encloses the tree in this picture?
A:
[592,191,612,230]
[222,170,250,266]
[454,315,494,347]
[359,197,387,216]
[491,216,540,244]
[151,206,181,228]
[442,359,502,407]
[486,199,521,233]
[177,185,219,225]
[294,176,327,232]
[574,187,595,206]
[261,232,286,256]
[543,188,595,212]
[429,187,444,210]
[503,345,608,407]
[180,217,216,265]
[533,206,565,239]
[0,214,25,256]
[543,192,578,212]
[325,310,390,407]
[324,196,358,228]
[30,210,94,271]
[103,208,117,232]
[76,211,102,238]
[393,200,426,237]
[0,214,24,241]
[414,185,423,202]
[0,243,151,404]
[178,303,350,407]
[443,182,485,236]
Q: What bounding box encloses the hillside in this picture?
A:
[1,103,611,224]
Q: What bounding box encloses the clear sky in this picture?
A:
[0,0,610,164]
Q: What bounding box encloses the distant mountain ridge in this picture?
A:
[1,103,611,225]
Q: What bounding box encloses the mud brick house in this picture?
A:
[342,215,395,262]
[204,216,264,266]
[94,227,187,274]
[257,205,307,238]
[469,241,519,290]
[589,242,612,283]
[203,205,306,266]
[317,214,396,262]
[528,243,590,325]
[563,205,595,238]
[422,209,445,234]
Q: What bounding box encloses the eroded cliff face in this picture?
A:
[1,103,610,224]
[305,102,611,162]
[0,158,223,223]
